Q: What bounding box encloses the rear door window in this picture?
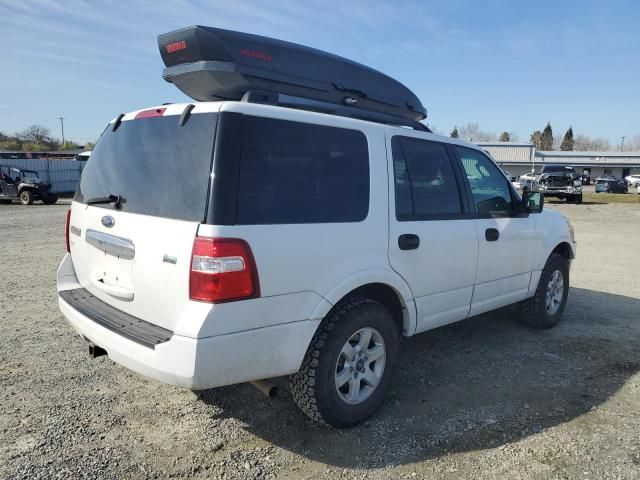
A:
[75,113,217,221]
[392,136,463,220]
[236,116,369,224]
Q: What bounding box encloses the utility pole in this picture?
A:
[621,136,626,151]
[58,117,65,149]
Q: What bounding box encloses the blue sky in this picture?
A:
[1,0,639,145]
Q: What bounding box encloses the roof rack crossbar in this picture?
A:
[240,90,431,132]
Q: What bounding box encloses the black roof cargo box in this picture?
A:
[158,26,427,128]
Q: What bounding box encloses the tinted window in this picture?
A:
[75,113,217,221]
[236,116,369,224]
[392,137,462,219]
[456,146,514,214]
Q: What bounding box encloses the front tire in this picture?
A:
[19,190,33,205]
[289,297,400,428]
[517,253,569,329]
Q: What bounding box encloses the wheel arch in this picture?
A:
[309,270,417,337]
[551,241,575,261]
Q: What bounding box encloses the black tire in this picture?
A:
[42,194,58,205]
[517,253,569,329]
[575,194,583,204]
[19,190,33,205]
[289,297,400,428]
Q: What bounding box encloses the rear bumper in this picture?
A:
[57,254,320,390]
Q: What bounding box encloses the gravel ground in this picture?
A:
[1,200,640,479]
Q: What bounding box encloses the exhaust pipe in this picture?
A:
[250,379,278,398]
[88,342,107,358]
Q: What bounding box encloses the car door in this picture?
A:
[387,134,478,333]
[453,146,537,316]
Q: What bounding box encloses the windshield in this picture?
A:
[75,113,217,221]
[20,170,40,182]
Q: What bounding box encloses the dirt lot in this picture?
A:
[1,200,640,479]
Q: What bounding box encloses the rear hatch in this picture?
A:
[69,106,218,331]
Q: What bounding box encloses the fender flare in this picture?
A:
[308,269,418,336]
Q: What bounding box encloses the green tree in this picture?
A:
[540,122,554,151]
[530,130,543,150]
[450,126,459,138]
[0,139,22,150]
[83,142,96,150]
[560,127,574,151]
[499,131,511,142]
[60,141,82,151]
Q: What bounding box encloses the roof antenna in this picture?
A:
[112,113,125,132]
[178,104,195,126]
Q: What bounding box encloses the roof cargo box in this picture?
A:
[158,26,427,127]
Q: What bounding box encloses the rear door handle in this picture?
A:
[485,228,500,242]
[398,234,420,250]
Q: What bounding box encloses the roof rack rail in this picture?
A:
[240,91,431,132]
[158,26,430,131]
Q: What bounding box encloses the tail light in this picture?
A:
[189,237,260,303]
[65,209,71,253]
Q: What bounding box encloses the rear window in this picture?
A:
[236,116,369,224]
[75,113,217,221]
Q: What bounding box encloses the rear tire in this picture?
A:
[19,190,33,205]
[575,194,583,204]
[517,253,569,329]
[289,297,400,428]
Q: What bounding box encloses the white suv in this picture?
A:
[57,26,576,428]
[58,101,576,427]
[625,174,640,187]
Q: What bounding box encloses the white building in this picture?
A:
[477,142,640,179]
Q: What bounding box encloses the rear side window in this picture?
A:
[392,136,462,220]
[75,113,217,221]
[236,116,369,224]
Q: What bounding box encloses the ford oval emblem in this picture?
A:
[101,216,115,228]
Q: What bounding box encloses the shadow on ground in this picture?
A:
[197,287,640,468]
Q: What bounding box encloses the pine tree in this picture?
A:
[450,127,459,138]
[560,127,574,151]
[540,122,554,151]
[499,132,511,142]
[530,130,543,150]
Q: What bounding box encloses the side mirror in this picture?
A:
[522,191,543,213]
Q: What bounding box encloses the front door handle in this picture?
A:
[398,234,420,250]
[485,228,500,242]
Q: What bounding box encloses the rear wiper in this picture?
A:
[85,194,125,210]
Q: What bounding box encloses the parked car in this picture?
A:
[536,164,583,203]
[0,165,58,205]
[57,26,576,428]
[595,178,628,193]
[625,174,640,187]
[519,172,537,190]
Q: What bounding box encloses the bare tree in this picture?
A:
[628,134,640,151]
[458,123,496,142]
[17,125,54,146]
[573,135,611,151]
